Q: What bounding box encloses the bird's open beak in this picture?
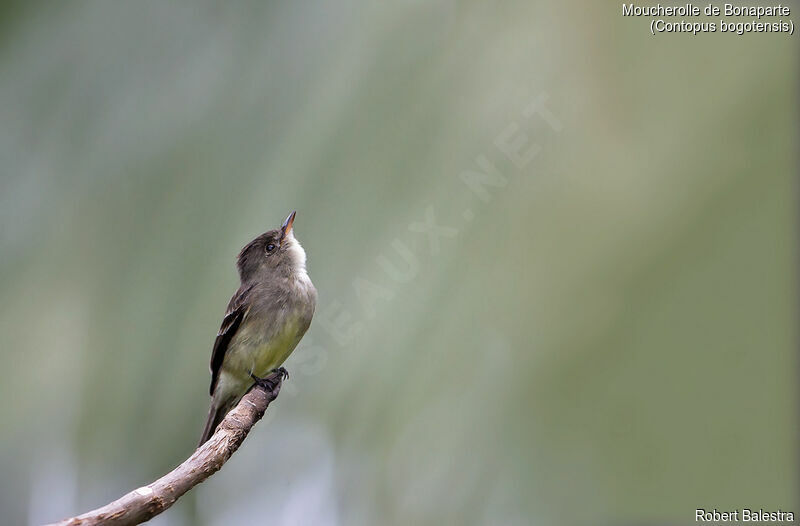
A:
[280,211,296,245]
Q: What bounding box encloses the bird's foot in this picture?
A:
[249,367,289,392]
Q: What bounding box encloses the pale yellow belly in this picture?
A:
[217,314,304,399]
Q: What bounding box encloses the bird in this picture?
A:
[199,211,316,446]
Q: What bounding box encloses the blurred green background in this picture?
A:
[0,2,796,525]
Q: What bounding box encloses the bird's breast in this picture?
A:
[223,278,315,383]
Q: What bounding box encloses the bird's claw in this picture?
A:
[249,367,289,391]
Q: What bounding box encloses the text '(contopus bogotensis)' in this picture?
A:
[199,211,317,445]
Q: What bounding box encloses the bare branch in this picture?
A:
[45,370,285,526]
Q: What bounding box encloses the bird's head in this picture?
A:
[236,211,307,281]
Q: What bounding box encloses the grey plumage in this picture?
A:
[199,212,316,446]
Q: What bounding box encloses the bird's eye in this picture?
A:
[266,243,276,253]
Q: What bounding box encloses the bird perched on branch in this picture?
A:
[199,211,317,445]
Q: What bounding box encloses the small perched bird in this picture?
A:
[199,211,316,445]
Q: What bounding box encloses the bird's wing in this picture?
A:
[209,283,253,395]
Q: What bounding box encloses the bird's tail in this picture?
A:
[198,398,235,447]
